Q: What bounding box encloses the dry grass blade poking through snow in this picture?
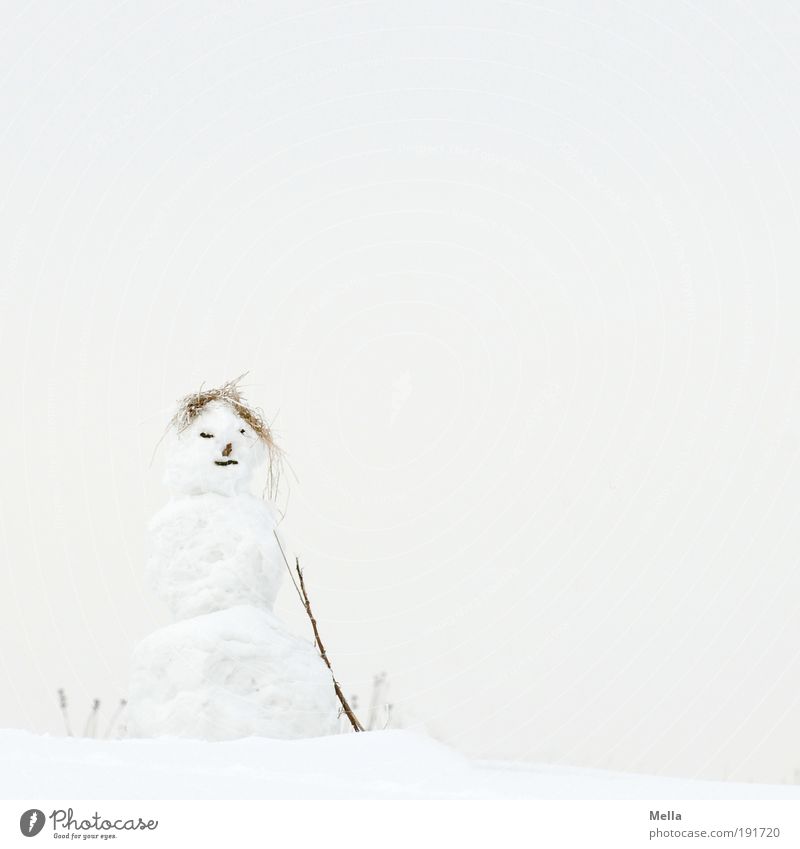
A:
[274,531,364,732]
[57,689,72,737]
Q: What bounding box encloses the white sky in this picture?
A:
[2,0,800,784]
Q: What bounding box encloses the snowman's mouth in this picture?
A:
[214,460,238,466]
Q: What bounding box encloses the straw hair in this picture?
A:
[170,376,282,498]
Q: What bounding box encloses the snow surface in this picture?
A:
[2,730,798,800]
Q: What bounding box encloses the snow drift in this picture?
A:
[2,730,798,800]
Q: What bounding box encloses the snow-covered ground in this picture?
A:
[2,729,798,800]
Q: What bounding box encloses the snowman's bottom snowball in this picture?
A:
[126,606,340,741]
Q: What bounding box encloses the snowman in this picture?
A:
[126,381,340,740]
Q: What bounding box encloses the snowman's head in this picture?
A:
[163,380,278,497]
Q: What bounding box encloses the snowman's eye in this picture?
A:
[239,428,246,434]
[200,432,214,438]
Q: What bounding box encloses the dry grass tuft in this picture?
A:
[171,375,283,498]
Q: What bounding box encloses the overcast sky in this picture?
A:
[2,0,800,784]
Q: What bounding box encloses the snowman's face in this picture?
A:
[164,402,266,496]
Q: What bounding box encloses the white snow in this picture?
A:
[1,729,798,800]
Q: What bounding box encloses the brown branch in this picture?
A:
[274,531,364,732]
[294,558,365,733]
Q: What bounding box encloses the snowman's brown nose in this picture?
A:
[222,442,233,457]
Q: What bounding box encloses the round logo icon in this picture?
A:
[19,809,46,837]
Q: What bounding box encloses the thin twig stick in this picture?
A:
[274,531,364,732]
[294,557,365,733]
